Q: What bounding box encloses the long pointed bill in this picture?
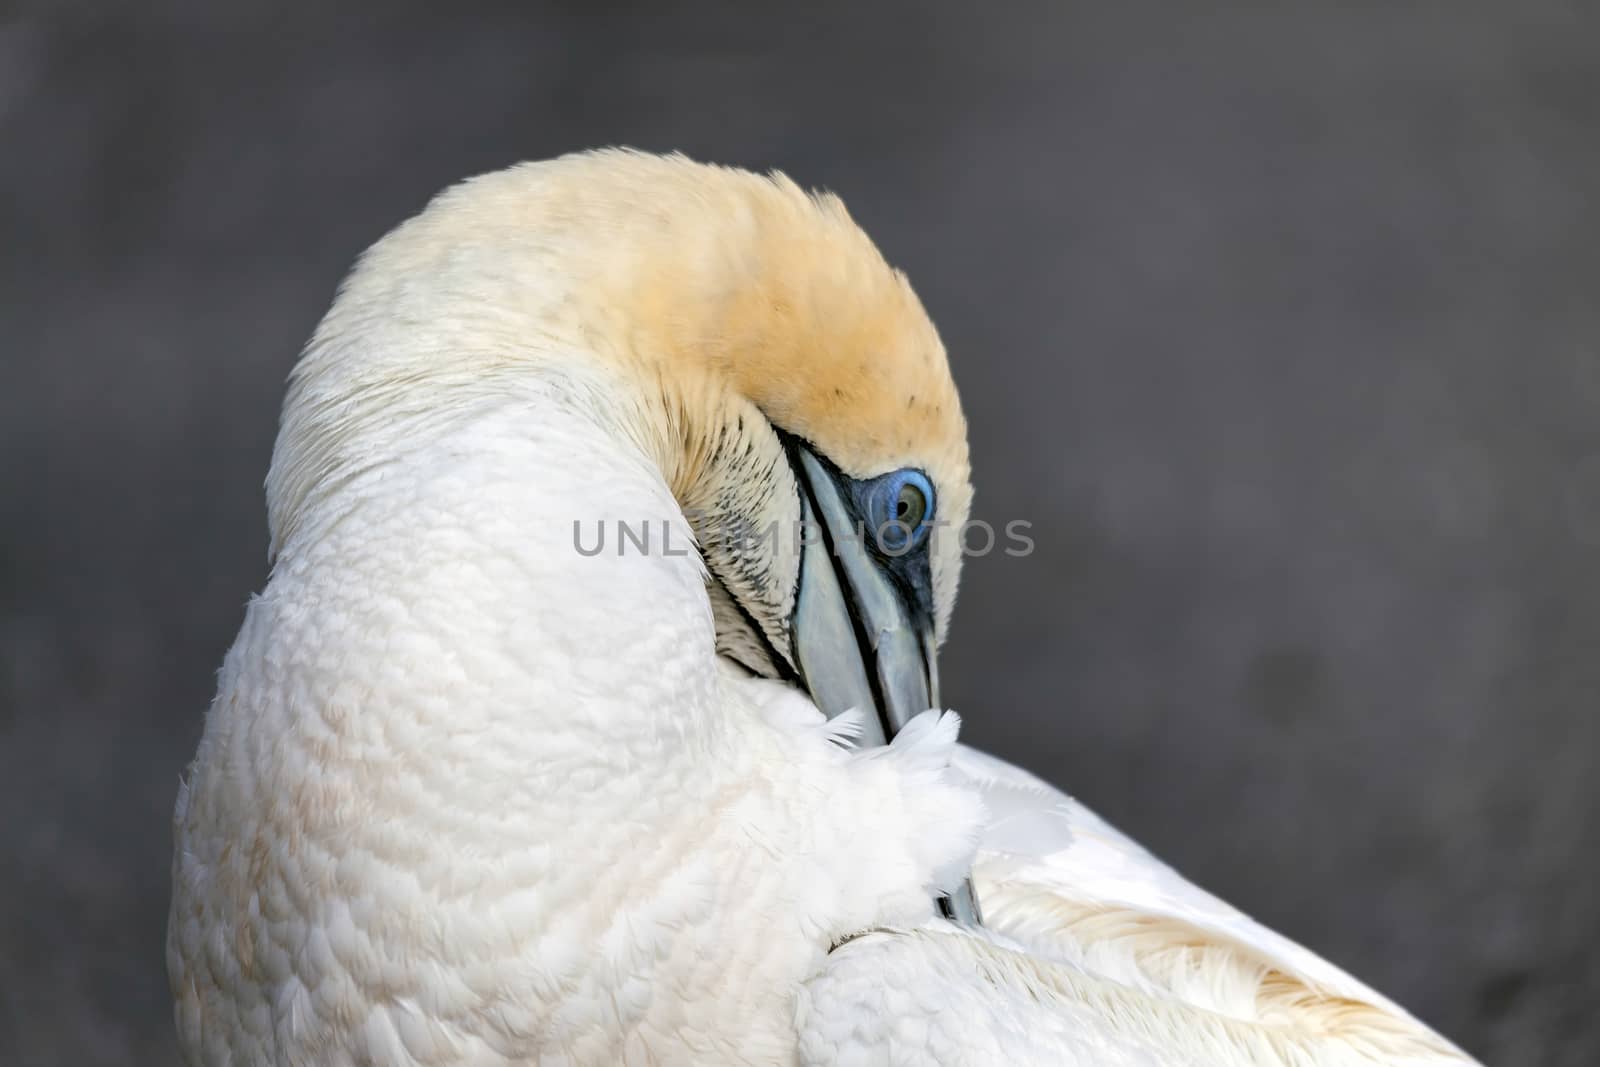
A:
[791,447,983,927]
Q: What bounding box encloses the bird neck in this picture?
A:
[263,365,725,752]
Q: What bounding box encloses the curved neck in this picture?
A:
[265,371,722,748]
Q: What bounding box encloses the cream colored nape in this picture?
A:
[267,149,971,639]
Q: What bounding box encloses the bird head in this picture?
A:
[268,149,972,746]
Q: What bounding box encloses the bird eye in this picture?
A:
[866,469,935,554]
[895,481,928,527]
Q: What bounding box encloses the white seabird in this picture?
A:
[168,150,1478,1065]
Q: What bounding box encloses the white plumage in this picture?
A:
[168,150,1476,1065]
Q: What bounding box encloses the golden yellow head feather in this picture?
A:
[431,149,969,499]
[274,149,972,639]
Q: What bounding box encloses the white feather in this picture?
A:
[796,748,1475,1063]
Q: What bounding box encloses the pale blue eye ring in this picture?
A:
[865,469,935,554]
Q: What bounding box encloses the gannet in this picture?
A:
[168,150,1477,1065]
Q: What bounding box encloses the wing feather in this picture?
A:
[796,745,1476,1065]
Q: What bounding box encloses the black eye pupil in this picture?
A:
[895,484,924,526]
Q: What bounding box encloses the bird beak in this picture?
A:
[789,445,982,927]
[791,446,937,749]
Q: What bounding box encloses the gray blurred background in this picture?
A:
[2,2,1596,1063]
